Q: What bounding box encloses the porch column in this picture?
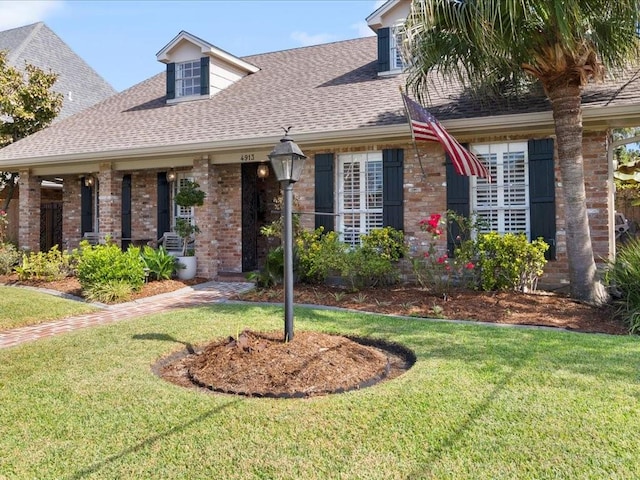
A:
[62,176,82,250]
[193,157,219,279]
[97,162,122,244]
[17,169,41,252]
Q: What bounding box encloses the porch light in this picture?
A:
[257,163,270,179]
[84,176,95,188]
[166,169,177,183]
[267,129,307,183]
[267,128,307,342]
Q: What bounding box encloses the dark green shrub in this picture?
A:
[0,242,20,275]
[76,243,145,291]
[14,245,73,281]
[338,248,399,291]
[605,238,640,333]
[361,226,407,261]
[457,232,548,291]
[141,246,176,281]
[247,246,284,288]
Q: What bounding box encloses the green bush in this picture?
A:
[295,228,345,284]
[248,246,284,288]
[0,242,20,275]
[457,232,548,291]
[605,238,640,333]
[76,243,145,292]
[141,246,176,281]
[338,248,399,291]
[84,279,134,304]
[361,226,407,261]
[14,245,73,281]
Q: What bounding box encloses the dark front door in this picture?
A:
[242,163,258,272]
[40,202,62,251]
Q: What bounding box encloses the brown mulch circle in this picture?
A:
[154,330,416,398]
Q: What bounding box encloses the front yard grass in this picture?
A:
[0,304,638,479]
[0,286,97,331]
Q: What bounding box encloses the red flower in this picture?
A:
[465,262,475,270]
[437,256,445,264]
[427,213,441,229]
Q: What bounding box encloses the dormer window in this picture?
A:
[176,60,201,97]
[158,30,259,103]
[389,24,405,71]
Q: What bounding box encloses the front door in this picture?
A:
[242,163,258,271]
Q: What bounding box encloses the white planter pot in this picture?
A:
[176,256,197,280]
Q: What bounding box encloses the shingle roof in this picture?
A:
[0,35,638,165]
[0,22,116,120]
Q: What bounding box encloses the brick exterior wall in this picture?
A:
[14,130,614,287]
[17,170,41,252]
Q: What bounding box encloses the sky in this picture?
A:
[0,0,386,92]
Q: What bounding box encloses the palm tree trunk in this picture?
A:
[548,85,609,305]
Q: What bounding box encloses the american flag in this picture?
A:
[402,93,490,179]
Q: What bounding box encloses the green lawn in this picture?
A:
[0,304,638,479]
[0,286,97,331]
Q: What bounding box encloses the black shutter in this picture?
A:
[157,173,171,241]
[80,179,93,235]
[121,174,132,250]
[383,149,404,231]
[314,153,334,232]
[200,57,209,96]
[166,63,175,100]
[377,27,390,73]
[446,153,470,255]
[528,138,556,260]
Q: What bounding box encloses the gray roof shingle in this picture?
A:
[0,22,117,120]
[0,35,638,164]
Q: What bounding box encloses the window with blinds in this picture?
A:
[471,142,530,237]
[390,24,405,70]
[338,152,383,246]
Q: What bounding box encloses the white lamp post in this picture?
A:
[268,129,307,342]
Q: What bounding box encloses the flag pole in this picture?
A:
[399,86,427,180]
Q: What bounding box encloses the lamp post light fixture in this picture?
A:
[268,128,307,342]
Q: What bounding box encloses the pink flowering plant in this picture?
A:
[412,212,477,295]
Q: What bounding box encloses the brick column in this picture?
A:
[97,162,122,244]
[17,169,41,252]
[193,158,219,279]
[62,176,82,250]
[193,159,218,279]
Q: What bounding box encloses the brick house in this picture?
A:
[0,0,638,286]
[0,22,117,246]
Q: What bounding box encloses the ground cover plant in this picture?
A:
[1,304,638,479]
[0,286,97,331]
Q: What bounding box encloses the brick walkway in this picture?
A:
[0,281,254,350]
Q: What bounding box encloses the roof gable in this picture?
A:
[366,0,410,31]
[156,30,259,74]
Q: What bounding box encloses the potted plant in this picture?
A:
[174,179,206,280]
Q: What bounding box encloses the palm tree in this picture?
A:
[402,0,640,305]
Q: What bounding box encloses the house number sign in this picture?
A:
[240,153,255,162]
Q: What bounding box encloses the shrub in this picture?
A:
[247,246,284,288]
[458,232,548,292]
[338,248,399,291]
[84,279,134,304]
[141,246,176,281]
[76,243,145,292]
[361,226,407,261]
[605,237,640,333]
[14,245,73,281]
[295,228,345,284]
[0,242,20,275]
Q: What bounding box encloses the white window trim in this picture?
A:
[337,151,384,246]
[175,60,201,99]
[471,142,531,238]
[390,23,405,71]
